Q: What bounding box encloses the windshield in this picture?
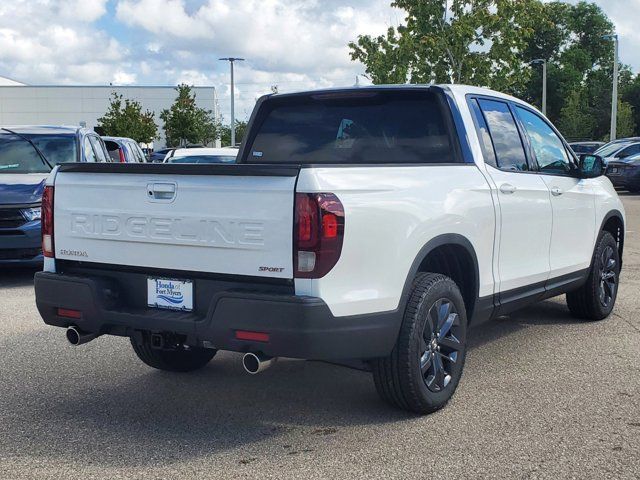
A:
[595,142,630,157]
[168,155,236,164]
[27,134,77,165]
[244,90,455,164]
[0,133,48,173]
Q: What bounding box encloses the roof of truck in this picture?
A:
[0,125,87,135]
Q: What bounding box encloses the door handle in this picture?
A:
[499,183,517,194]
[550,187,563,196]
[147,182,176,201]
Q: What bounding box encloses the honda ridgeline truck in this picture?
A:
[34,85,625,414]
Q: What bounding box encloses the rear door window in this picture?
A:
[88,136,108,162]
[477,99,529,172]
[83,137,97,162]
[244,90,457,164]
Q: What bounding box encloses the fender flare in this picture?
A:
[598,209,625,267]
[396,233,481,321]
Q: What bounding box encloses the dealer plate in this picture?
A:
[147,277,193,311]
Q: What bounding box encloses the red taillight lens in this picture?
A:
[41,185,54,258]
[294,193,344,278]
[119,148,126,163]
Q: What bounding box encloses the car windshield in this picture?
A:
[27,134,77,165]
[244,90,454,164]
[0,133,73,173]
[596,142,631,157]
[168,155,236,164]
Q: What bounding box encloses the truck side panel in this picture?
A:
[295,165,496,317]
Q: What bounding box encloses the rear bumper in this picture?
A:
[34,271,400,360]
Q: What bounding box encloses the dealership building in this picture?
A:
[0,76,218,148]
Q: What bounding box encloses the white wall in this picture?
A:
[0,85,217,148]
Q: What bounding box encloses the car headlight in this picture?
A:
[21,207,41,222]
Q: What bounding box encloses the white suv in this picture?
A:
[35,85,625,414]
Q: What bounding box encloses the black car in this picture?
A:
[569,141,605,154]
[606,152,640,193]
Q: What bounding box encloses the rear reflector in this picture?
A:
[235,330,270,342]
[58,308,81,319]
[294,193,344,278]
[41,185,54,258]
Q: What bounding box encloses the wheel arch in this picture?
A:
[599,210,625,269]
[399,234,480,324]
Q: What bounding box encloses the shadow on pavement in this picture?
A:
[0,298,577,468]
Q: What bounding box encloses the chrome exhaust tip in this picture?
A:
[242,352,276,374]
[66,326,100,346]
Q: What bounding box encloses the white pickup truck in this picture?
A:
[35,85,625,414]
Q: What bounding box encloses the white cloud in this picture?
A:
[0,0,638,124]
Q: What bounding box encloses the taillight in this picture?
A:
[118,148,126,163]
[42,185,54,258]
[294,193,344,278]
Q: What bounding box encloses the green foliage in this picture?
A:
[97,93,157,144]
[220,120,248,147]
[349,0,543,93]
[349,0,640,139]
[616,101,636,140]
[557,89,596,141]
[160,84,220,147]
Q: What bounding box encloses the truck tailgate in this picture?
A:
[52,164,299,279]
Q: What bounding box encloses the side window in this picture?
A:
[83,136,97,163]
[515,106,572,175]
[89,136,108,163]
[477,99,529,172]
[617,143,640,158]
[469,99,497,168]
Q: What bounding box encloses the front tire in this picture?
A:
[131,332,217,372]
[372,273,467,414]
[566,231,620,321]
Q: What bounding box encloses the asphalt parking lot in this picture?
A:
[0,194,638,480]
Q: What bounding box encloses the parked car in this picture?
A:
[149,148,174,163]
[595,138,640,164]
[568,141,604,154]
[606,151,640,193]
[164,147,238,164]
[0,126,111,266]
[34,85,624,414]
[102,136,147,163]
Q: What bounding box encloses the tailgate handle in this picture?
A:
[148,182,176,201]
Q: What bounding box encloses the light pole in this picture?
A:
[530,59,547,116]
[602,34,619,141]
[219,57,245,147]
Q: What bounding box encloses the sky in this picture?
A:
[0,0,638,123]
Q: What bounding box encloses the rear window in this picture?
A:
[244,90,456,164]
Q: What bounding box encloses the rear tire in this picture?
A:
[372,273,468,414]
[130,333,217,372]
[566,231,620,321]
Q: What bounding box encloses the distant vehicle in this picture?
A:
[149,148,174,163]
[569,141,604,154]
[102,136,147,163]
[164,147,238,164]
[595,138,640,164]
[0,126,111,266]
[606,151,640,193]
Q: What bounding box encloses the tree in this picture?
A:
[220,120,248,147]
[616,100,636,140]
[556,89,596,141]
[160,84,219,147]
[622,75,640,135]
[349,0,542,93]
[97,93,157,144]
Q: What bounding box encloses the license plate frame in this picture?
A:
[147,277,194,311]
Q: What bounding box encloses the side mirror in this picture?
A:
[578,154,606,178]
